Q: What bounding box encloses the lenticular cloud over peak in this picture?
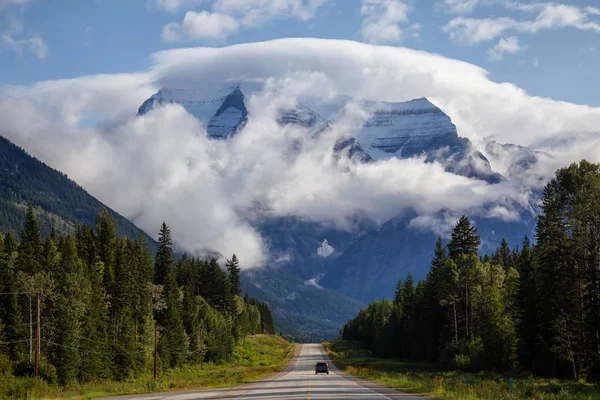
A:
[1,38,599,268]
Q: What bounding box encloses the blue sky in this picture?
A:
[1,0,599,105]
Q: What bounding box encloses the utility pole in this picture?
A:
[35,292,40,379]
[29,296,32,362]
[153,325,158,382]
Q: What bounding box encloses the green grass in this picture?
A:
[0,334,295,400]
[324,340,600,400]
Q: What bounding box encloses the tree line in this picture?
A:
[342,160,600,380]
[0,207,274,385]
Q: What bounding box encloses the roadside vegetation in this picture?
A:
[1,334,294,399]
[0,208,279,399]
[326,340,600,400]
[333,160,600,399]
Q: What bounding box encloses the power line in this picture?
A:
[43,340,203,357]
[0,292,41,296]
[2,322,36,329]
[43,340,152,356]
[0,339,31,345]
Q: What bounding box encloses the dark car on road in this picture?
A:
[315,362,329,374]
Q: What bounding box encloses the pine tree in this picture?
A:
[536,175,579,377]
[111,238,138,378]
[154,222,173,286]
[80,259,112,382]
[159,263,187,368]
[422,237,452,361]
[448,215,481,260]
[226,254,241,297]
[16,204,42,274]
[42,229,59,273]
[516,237,539,371]
[95,209,117,295]
[52,235,88,385]
[492,238,512,271]
[0,233,28,361]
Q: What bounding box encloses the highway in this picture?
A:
[102,343,425,399]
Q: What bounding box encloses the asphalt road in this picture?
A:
[101,343,425,399]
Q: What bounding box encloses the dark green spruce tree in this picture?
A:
[226,254,241,297]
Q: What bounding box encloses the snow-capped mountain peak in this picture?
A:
[137,84,502,183]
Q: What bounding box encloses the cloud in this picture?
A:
[213,0,328,25]
[0,0,31,12]
[360,0,411,44]
[1,16,48,59]
[444,2,600,44]
[161,0,329,42]
[150,0,206,13]
[443,0,481,14]
[162,11,238,42]
[487,36,523,61]
[2,38,600,268]
[579,46,597,53]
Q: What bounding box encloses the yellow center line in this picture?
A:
[307,345,312,400]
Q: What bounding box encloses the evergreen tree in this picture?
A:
[226,254,241,297]
[448,215,481,260]
[95,209,117,294]
[52,235,88,385]
[0,233,28,361]
[154,222,173,286]
[159,263,187,368]
[516,237,539,371]
[79,259,112,382]
[16,204,42,274]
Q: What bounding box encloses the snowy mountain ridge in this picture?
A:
[138,84,504,182]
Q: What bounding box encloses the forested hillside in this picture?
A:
[342,160,600,380]
[0,135,153,244]
[0,206,275,387]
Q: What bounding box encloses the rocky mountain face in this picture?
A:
[137,84,537,306]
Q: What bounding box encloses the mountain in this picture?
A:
[320,210,537,303]
[0,135,156,246]
[139,86,502,183]
[347,98,503,183]
[138,87,248,139]
[256,215,378,280]
[136,85,537,304]
[241,267,365,342]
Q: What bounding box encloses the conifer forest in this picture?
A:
[342,160,600,381]
[0,208,275,385]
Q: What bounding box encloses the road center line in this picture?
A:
[307,345,312,400]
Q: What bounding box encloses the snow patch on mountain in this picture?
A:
[304,274,324,289]
[317,239,335,257]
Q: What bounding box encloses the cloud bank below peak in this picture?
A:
[1,38,599,267]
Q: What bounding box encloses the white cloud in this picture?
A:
[150,0,206,13]
[578,46,597,53]
[0,0,31,12]
[360,0,411,44]
[2,38,600,267]
[162,11,238,42]
[487,36,523,61]
[1,16,48,59]
[444,0,481,14]
[213,0,328,25]
[161,0,330,42]
[444,2,600,44]
[532,56,539,66]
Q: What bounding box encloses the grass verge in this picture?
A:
[2,334,296,400]
[324,340,600,400]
